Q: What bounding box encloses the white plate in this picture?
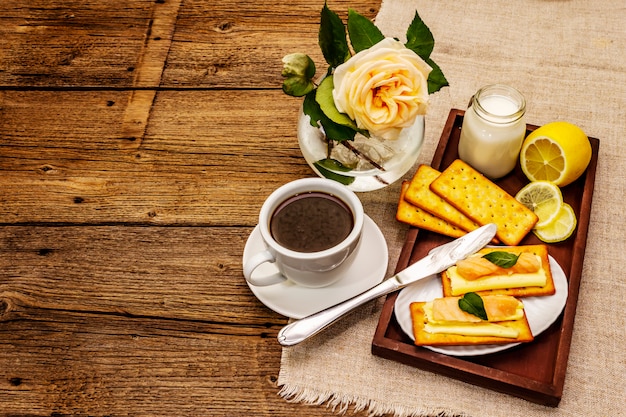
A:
[243,214,388,319]
[394,256,568,356]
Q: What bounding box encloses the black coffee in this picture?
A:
[270,191,354,253]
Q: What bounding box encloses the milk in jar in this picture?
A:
[458,84,526,179]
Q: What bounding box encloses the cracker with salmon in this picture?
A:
[441,244,556,298]
[410,295,534,346]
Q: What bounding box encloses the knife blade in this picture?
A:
[277,223,497,346]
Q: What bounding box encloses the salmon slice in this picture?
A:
[512,252,541,273]
[431,295,522,322]
[456,257,500,280]
[483,295,522,321]
[431,297,482,322]
[456,252,540,280]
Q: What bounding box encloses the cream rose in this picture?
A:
[332,38,433,140]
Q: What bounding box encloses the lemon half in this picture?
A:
[520,121,591,187]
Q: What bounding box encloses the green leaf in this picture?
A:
[319,118,358,142]
[303,90,358,142]
[281,53,316,97]
[281,53,316,79]
[282,77,315,97]
[482,251,521,269]
[458,292,488,321]
[303,90,323,127]
[404,11,434,59]
[314,159,356,185]
[404,11,448,94]
[315,76,357,129]
[316,158,354,172]
[319,3,350,68]
[425,57,449,94]
[347,9,384,53]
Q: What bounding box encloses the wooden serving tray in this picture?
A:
[372,109,599,406]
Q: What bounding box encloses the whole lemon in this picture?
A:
[520,121,591,187]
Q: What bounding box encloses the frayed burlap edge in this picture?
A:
[277,382,472,417]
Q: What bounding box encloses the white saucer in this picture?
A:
[394,256,568,356]
[243,214,388,319]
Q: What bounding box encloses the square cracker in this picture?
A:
[441,244,556,298]
[430,159,538,246]
[405,165,480,233]
[396,181,466,239]
[410,301,534,346]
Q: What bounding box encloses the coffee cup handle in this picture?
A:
[243,250,288,286]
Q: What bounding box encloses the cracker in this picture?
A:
[410,301,534,346]
[396,181,466,239]
[441,244,556,298]
[405,165,480,232]
[430,159,538,246]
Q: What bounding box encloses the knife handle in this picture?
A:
[277,277,400,346]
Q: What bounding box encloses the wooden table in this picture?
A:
[0,1,385,415]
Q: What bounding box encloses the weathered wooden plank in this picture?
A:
[0,310,345,417]
[0,226,280,324]
[0,0,379,88]
[0,225,374,415]
[165,0,379,88]
[133,0,183,88]
[0,0,154,87]
[0,1,385,416]
[0,89,312,224]
[121,0,184,140]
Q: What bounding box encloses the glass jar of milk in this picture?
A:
[458,84,526,179]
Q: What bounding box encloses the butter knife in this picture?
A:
[277,223,497,346]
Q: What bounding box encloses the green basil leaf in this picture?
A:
[458,292,488,321]
[404,11,434,59]
[319,3,350,68]
[482,251,520,268]
[314,159,356,185]
[347,9,384,53]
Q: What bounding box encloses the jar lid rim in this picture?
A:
[472,84,526,123]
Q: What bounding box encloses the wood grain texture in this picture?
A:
[0,0,153,87]
[0,0,378,88]
[0,0,384,415]
[0,226,269,321]
[0,90,312,224]
[0,310,290,416]
[165,0,379,88]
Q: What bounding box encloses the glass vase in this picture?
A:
[297,112,425,192]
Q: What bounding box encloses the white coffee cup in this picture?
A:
[243,178,364,288]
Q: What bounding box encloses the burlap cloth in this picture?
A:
[278,0,626,415]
